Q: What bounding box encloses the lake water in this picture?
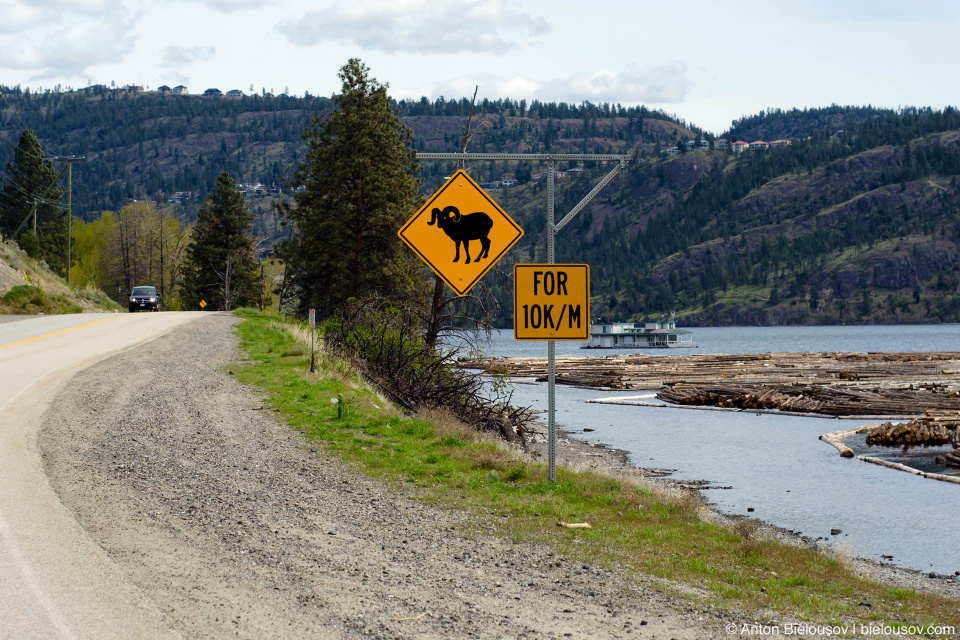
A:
[471,326,960,575]
[479,324,960,358]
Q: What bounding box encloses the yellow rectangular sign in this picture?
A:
[513,264,590,341]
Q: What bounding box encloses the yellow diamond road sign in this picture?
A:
[199,300,207,309]
[513,264,590,341]
[399,170,523,296]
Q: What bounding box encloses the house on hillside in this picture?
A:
[685,140,696,150]
[125,85,144,93]
[731,140,749,153]
[203,88,223,97]
[661,146,679,157]
[226,89,243,98]
[567,167,585,174]
[172,85,188,94]
[501,179,518,186]
[768,139,791,149]
[700,140,711,150]
[750,140,769,150]
[157,85,171,94]
[715,138,729,150]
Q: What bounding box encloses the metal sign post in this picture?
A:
[309,308,316,373]
[416,152,627,483]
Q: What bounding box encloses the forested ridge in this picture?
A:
[2,84,959,325]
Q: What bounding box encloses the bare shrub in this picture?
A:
[324,297,533,445]
[733,518,761,540]
[472,446,515,471]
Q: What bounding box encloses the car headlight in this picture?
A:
[130,297,136,302]
[149,297,156,302]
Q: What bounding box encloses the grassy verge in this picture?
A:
[232,308,959,633]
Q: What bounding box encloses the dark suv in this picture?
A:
[129,286,160,312]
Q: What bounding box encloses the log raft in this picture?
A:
[463,351,960,418]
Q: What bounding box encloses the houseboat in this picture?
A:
[583,319,694,349]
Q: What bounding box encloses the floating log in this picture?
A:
[819,434,855,458]
[860,456,960,485]
[463,351,960,418]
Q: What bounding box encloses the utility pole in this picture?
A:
[49,156,86,284]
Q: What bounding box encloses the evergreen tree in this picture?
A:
[0,129,67,274]
[182,172,258,310]
[278,59,426,314]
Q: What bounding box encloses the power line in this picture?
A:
[48,156,86,285]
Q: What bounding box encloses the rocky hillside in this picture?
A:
[2,86,959,325]
[0,239,120,315]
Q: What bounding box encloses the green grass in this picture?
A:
[231,308,960,634]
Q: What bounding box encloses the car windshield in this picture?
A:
[132,287,156,296]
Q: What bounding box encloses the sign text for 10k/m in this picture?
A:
[513,264,590,341]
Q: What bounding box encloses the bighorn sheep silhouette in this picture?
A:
[427,205,493,264]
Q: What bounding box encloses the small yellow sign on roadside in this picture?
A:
[513,264,590,341]
[199,300,207,309]
[398,170,523,296]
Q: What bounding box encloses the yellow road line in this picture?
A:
[0,315,122,349]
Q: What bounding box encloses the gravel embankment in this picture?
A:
[41,313,736,639]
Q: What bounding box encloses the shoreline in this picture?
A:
[523,419,960,600]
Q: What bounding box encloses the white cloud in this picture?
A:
[195,0,270,13]
[0,0,135,77]
[410,62,691,106]
[0,0,57,33]
[2,19,135,78]
[277,0,550,54]
[538,62,691,104]
[160,45,217,68]
[46,0,126,14]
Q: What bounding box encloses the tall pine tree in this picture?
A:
[0,129,67,274]
[278,59,426,315]
[181,172,258,310]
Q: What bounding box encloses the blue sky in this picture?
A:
[1,0,957,133]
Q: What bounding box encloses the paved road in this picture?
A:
[0,312,206,640]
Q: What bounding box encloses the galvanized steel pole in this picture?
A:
[547,159,557,484]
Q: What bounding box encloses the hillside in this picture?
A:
[2,86,959,325]
[0,238,120,315]
[725,105,897,142]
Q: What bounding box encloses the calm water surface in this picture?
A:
[480,324,960,358]
[473,326,960,574]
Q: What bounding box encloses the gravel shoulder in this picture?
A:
[41,313,739,639]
